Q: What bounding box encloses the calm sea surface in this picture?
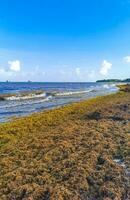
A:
[0,82,118,122]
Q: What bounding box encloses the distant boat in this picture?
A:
[28,80,32,83]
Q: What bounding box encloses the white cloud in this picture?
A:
[73,67,96,81]
[75,67,81,76]
[0,67,13,80]
[0,68,6,74]
[29,65,45,77]
[123,56,130,63]
[59,69,66,75]
[0,62,46,82]
[99,60,112,76]
[88,70,95,79]
[8,60,21,72]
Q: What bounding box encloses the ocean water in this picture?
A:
[0,82,118,122]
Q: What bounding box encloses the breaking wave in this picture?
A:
[0,96,52,109]
[0,82,119,122]
[6,92,46,101]
[102,84,116,89]
[1,89,94,101]
[55,89,93,96]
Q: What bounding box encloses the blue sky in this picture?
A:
[0,0,130,82]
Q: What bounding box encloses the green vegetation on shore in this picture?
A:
[97,78,130,83]
[0,85,130,200]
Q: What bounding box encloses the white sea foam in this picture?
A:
[103,84,110,89]
[55,89,93,96]
[103,83,119,89]
[6,92,46,101]
[0,96,52,109]
[0,82,119,123]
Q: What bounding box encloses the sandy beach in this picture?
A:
[0,85,130,200]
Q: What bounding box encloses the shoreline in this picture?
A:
[0,82,119,123]
[0,87,119,124]
[0,91,118,125]
[0,85,130,199]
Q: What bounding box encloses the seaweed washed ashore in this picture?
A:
[0,85,130,200]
